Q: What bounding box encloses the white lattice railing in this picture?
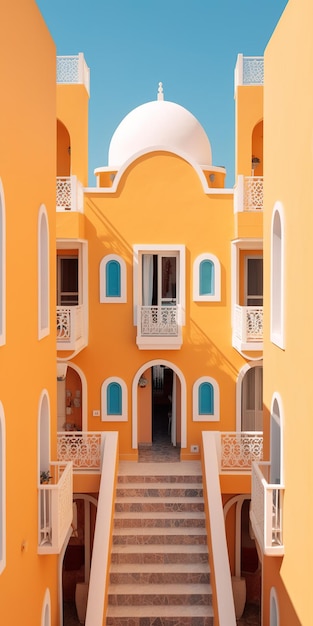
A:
[220,432,263,471]
[57,305,84,349]
[57,54,90,94]
[234,305,263,343]
[38,461,73,554]
[234,176,263,212]
[57,432,104,471]
[56,176,84,212]
[234,54,264,89]
[250,461,284,556]
[139,305,179,336]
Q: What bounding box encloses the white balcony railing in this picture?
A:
[57,53,90,95]
[235,54,264,89]
[139,305,179,336]
[57,305,84,351]
[250,461,284,556]
[56,176,84,212]
[38,461,73,555]
[57,432,104,471]
[234,176,263,212]
[234,304,263,344]
[219,431,263,471]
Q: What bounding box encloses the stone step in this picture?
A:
[113,526,207,546]
[116,483,204,498]
[111,543,209,565]
[114,510,205,528]
[109,562,210,584]
[106,604,214,626]
[115,496,204,513]
[108,582,212,606]
[118,474,203,484]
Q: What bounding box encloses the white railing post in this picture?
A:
[234,53,244,91]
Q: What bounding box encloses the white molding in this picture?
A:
[132,359,187,449]
[0,402,6,575]
[236,361,263,432]
[41,588,51,626]
[38,205,50,340]
[99,254,127,303]
[101,377,128,422]
[271,392,284,485]
[0,180,6,346]
[193,252,221,302]
[270,587,280,626]
[270,202,285,349]
[192,376,220,422]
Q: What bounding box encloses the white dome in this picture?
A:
[108,99,212,167]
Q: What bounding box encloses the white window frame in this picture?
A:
[0,180,6,346]
[133,244,185,325]
[193,253,221,302]
[244,255,263,306]
[193,376,220,422]
[100,254,126,303]
[0,402,6,574]
[101,377,128,422]
[38,206,50,339]
[271,202,285,349]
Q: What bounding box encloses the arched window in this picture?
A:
[0,402,6,574]
[193,377,220,421]
[41,589,51,626]
[101,377,127,422]
[38,206,49,338]
[100,255,126,303]
[271,203,285,348]
[270,588,279,626]
[193,253,221,301]
[0,180,6,346]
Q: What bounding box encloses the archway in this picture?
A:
[132,359,186,451]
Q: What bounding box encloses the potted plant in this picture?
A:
[40,470,52,484]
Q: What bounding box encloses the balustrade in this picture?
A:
[38,461,73,554]
[220,432,263,471]
[234,305,263,343]
[250,461,284,555]
[244,177,263,210]
[235,54,264,88]
[56,176,83,212]
[57,54,90,94]
[57,432,103,471]
[139,305,179,337]
[57,305,83,350]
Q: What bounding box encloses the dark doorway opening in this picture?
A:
[152,366,173,442]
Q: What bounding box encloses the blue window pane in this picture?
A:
[106,261,121,297]
[107,383,122,415]
[199,260,214,295]
[199,382,214,415]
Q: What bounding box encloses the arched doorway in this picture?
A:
[57,363,86,432]
[132,359,186,452]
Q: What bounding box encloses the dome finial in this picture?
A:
[157,82,164,101]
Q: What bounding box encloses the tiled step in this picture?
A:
[111,544,209,564]
[106,604,214,626]
[110,562,210,584]
[115,496,204,513]
[116,483,203,498]
[118,474,203,484]
[113,526,208,545]
[114,510,205,528]
[108,582,212,605]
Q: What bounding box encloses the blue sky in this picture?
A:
[36,0,288,187]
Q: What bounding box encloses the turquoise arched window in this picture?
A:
[107,382,122,415]
[198,382,214,415]
[106,260,121,297]
[199,260,214,296]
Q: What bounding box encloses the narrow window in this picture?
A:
[107,382,122,415]
[271,204,285,348]
[106,260,121,297]
[193,377,220,422]
[199,382,214,414]
[200,260,214,296]
[193,253,221,302]
[38,206,49,338]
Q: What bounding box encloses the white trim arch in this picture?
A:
[100,254,127,303]
[192,376,220,422]
[38,205,50,339]
[270,587,280,626]
[41,588,51,626]
[224,494,251,579]
[38,390,51,481]
[0,179,6,346]
[101,377,128,422]
[193,253,221,302]
[270,392,284,485]
[271,202,285,349]
[236,362,263,432]
[59,361,88,431]
[132,359,187,449]
[0,402,6,574]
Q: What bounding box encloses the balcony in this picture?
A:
[57,305,86,352]
[136,305,182,350]
[233,304,263,352]
[235,54,264,89]
[234,176,263,212]
[218,431,263,471]
[57,432,104,471]
[38,461,73,555]
[250,461,284,556]
[57,53,90,95]
[56,176,84,212]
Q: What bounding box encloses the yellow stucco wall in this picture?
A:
[0,1,58,624]
[263,0,313,623]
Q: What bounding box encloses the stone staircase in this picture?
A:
[106,462,214,626]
